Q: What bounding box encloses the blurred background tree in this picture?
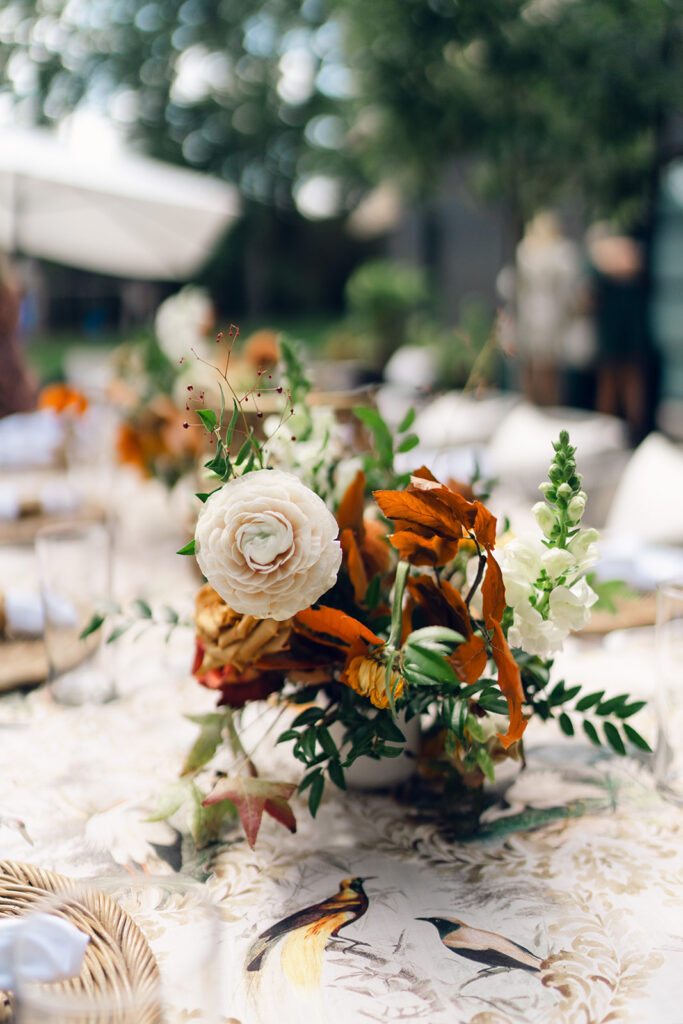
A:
[1,0,682,315]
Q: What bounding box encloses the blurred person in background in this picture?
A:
[0,254,38,418]
[587,225,649,443]
[511,212,583,406]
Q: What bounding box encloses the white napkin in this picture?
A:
[39,482,81,516]
[0,913,90,989]
[0,487,20,521]
[605,432,683,544]
[3,590,44,636]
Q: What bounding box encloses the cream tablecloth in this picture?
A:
[0,471,681,1024]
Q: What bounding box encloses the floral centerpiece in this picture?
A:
[122,332,649,850]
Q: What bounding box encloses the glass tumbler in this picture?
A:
[35,522,115,705]
[655,578,683,804]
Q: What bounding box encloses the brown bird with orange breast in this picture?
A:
[246,877,371,989]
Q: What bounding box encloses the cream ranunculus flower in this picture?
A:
[194,469,342,620]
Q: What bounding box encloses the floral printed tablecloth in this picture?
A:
[0,474,681,1024]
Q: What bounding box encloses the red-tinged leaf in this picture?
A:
[203,776,297,849]
[389,529,460,567]
[490,621,526,748]
[294,606,382,649]
[264,795,297,834]
[336,470,366,538]
[340,528,369,604]
[482,552,506,624]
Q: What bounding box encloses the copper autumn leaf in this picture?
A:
[293,606,382,651]
[482,553,526,748]
[203,776,297,849]
[408,575,487,686]
[337,471,391,603]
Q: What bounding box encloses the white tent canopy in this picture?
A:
[0,127,240,280]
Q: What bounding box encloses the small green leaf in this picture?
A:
[131,599,153,619]
[276,728,299,744]
[181,714,225,775]
[226,399,239,446]
[177,539,196,556]
[146,780,192,822]
[615,701,647,720]
[374,742,404,758]
[328,758,346,790]
[204,451,227,477]
[317,726,339,760]
[291,707,324,728]
[308,772,325,816]
[475,745,496,783]
[596,695,629,716]
[575,690,605,712]
[604,720,626,755]
[106,621,133,644]
[407,626,464,647]
[397,433,419,454]
[375,715,406,743]
[235,438,252,465]
[464,714,486,742]
[300,728,317,763]
[398,407,416,433]
[79,613,105,640]
[623,723,652,752]
[354,406,394,466]
[159,605,179,624]
[582,719,601,746]
[197,409,217,431]
[558,712,575,736]
[404,644,457,684]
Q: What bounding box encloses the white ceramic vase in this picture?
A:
[335,712,421,790]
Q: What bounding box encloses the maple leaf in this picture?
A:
[203,776,297,849]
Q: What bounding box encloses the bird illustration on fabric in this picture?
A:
[246,876,371,989]
[417,916,542,972]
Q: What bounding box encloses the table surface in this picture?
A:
[0,469,681,1024]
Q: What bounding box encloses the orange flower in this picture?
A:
[38,383,88,416]
[243,329,280,368]
[342,643,404,709]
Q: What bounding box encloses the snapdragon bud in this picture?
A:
[538,481,554,497]
[556,482,572,500]
[532,501,555,538]
[567,493,586,522]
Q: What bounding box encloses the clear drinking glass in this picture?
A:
[12,877,221,1024]
[655,578,683,804]
[35,522,115,705]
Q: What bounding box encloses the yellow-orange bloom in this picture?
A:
[343,650,404,709]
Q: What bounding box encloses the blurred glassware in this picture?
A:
[654,578,683,804]
[36,522,115,705]
[11,875,222,1024]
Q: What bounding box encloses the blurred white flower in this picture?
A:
[195,468,342,620]
[155,285,214,364]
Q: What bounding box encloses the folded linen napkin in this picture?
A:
[0,913,89,989]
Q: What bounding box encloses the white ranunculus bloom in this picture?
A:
[194,469,342,620]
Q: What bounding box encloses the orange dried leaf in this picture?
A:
[294,606,382,650]
[336,470,366,536]
[390,530,460,567]
[340,528,369,604]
